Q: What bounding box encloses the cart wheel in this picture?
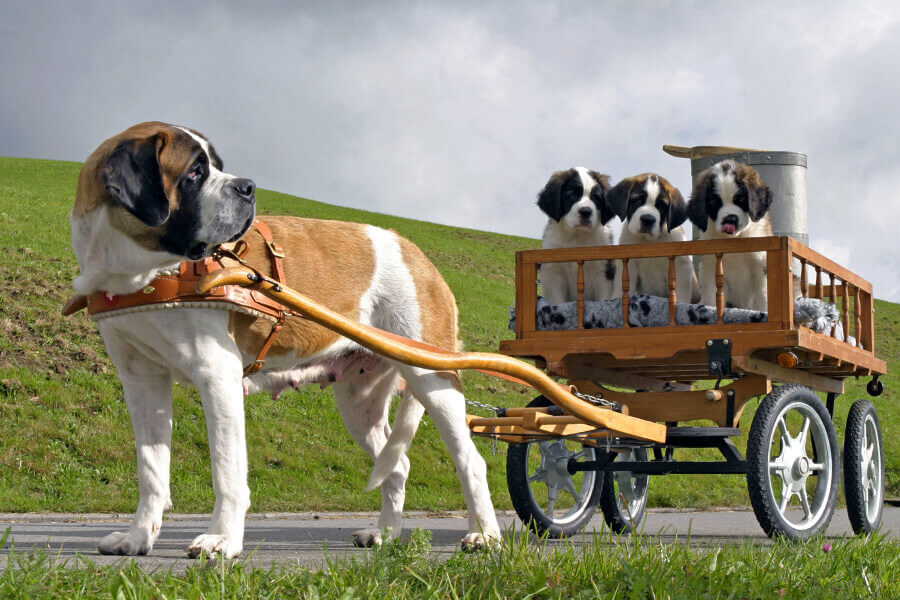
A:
[747,384,839,540]
[598,448,650,534]
[844,400,884,535]
[506,397,603,538]
[866,378,884,397]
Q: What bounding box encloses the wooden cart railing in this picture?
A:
[503,236,885,385]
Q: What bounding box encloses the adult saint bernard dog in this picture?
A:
[606,173,699,303]
[70,122,499,558]
[688,160,774,311]
[537,167,616,305]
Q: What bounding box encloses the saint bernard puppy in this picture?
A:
[537,167,616,305]
[688,160,774,311]
[607,173,700,303]
[69,122,499,558]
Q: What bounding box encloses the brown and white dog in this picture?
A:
[606,173,699,303]
[688,160,774,311]
[536,167,616,305]
[70,122,499,558]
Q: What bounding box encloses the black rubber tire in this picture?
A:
[843,400,885,535]
[598,448,650,534]
[747,384,840,540]
[506,397,604,538]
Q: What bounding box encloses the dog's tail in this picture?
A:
[365,384,425,491]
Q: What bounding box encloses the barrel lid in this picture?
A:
[663,145,807,174]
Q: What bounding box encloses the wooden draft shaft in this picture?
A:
[197,267,667,443]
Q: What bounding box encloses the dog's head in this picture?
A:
[537,167,613,231]
[688,160,773,236]
[74,121,256,260]
[606,173,687,239]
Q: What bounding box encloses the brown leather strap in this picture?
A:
[252,219,286,285]
[244,315,284,376]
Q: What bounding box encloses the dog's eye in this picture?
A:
[186,166,202,181]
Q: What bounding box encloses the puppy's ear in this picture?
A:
[666,186,688,231]
[749,184,774,222]
[688,172,712,232]
[589,171,615,224]
[537,172,564,221]
[605,178,634,222]
[103,137,170,227]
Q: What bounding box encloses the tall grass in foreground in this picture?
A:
[1,527,898,599]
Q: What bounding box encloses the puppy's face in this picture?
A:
[90,122,256,259]
[537,167,613,231]
[688,160,773,236]
[606,173,687,239]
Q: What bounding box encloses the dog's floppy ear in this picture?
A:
[666,185,688,231]
[688,172,712,232]
[749,184,774,222]
[103,136,170,227]
[605,178,634,222]
[537,171,565,221]
[588,171,615,224]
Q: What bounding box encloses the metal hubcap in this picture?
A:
[613,450,649,521]
[767,401,832,530]
[860,413,883,523]
[527,440,596,524]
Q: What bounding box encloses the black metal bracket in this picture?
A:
[706,338,736,377]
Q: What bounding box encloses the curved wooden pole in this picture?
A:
[198,267,666,443]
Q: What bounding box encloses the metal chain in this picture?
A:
[572,389,620,411]
[464,396,503,414]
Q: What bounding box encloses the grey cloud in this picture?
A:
[1,0,897,300]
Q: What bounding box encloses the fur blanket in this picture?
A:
[509,294,852,343]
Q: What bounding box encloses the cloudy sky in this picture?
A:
[1,1,898,301]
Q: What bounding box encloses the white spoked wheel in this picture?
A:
[598,448,650,534]
[506,397,603,538]
[844,400,885,534]
[747,384,840,540]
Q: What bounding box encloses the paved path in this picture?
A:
[2,508,897,571]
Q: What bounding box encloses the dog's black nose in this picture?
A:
[640,214,656,227]
[578,207,594,219]
[722,214,739,226]
[232,178,256,201]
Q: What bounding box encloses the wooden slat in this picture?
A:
[842,282,850,342]
[800,257,808,298]
[668,256,677,325]
[734,356,844,394]
[715,253,725,321]
[517,236,783,265]
[860,287,874,353]
[621,258,630,327]
[519,256,537,336]
[853,285,862,349]
[576,260,585,330]
[815,266,823,299]
[766,237,792,329]
[788,238,872,293]
[829,277,838,339]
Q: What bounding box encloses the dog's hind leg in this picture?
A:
[97,366,173,556]
[331,363,409,547]
[397,366,500,550]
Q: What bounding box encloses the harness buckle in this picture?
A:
[267,241,285,258]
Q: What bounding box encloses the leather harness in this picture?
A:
[63,219,289,376]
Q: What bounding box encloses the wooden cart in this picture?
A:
[475,236,887,539]
[197,234,887,541]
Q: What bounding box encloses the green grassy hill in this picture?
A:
[0,156,896,514]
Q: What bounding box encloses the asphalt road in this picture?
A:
[2,508,897,572]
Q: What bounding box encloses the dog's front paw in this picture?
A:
[97,530,154,556]
[351,528,383,548]
[460,531,500,552]
[186,534,242,559]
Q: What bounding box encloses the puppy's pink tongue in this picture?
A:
[723,223,737,234]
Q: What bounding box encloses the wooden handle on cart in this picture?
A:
[197,267,667,443]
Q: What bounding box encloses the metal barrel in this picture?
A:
[689,150,808,245]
